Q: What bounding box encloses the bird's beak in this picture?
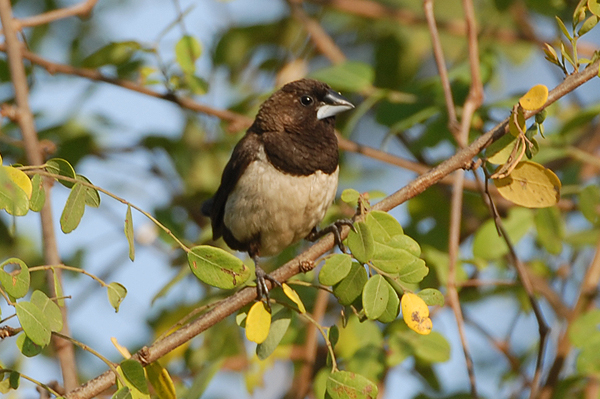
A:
[317,90,355,120]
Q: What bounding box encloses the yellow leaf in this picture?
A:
[3,166,32,199]
[401,292,432,335]
[519,84,548,111]
[508,106,526,137]
[493,161,561,208]
[111,337,132,359]
[246,302,271,344]
[282,283,306,313]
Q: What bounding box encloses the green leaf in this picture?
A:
[580,185,600,224]
[556,16,572,40]
[145,362,176,399]
[31,290,63,332]
[486,134,518,165]
[413,331,451,363]
[579,15,599,35]
[107,282,128,312]
[362,275,390,320]
[396,258,429,284]
[256,307,292,360]
[60,183,87,233]
[377,282,399,323]
[310,61,374,92]
[333,263,368,306]
[175,35,202,74]
[120,359,149,395]
[16,334,43,357]
[570,310,600,348]
[326,370,378,399]
[366,211,403,242]
[15,301,51,347]
[535,207,564,254]
[346,221,374,263]
[187,245,251,289]
[319,254,352,286]
[8,371,19,390]
[46,158,76,188]
[0,258,30,298]
[473,207,534,260]
[124,205,135,261]
[81,41,141,68]
[417,288,445,307]
[341,188,360,205]
[29,174,45,212]
[76,175,101,207]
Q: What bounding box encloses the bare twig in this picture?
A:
[0,0,78,390]
[289,0,346,64]
[16,0,98,29]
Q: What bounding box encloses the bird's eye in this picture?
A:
[300,95,314,106]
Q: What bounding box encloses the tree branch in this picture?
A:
[63,57,600,399]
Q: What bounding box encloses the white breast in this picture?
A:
[223,151,339,256]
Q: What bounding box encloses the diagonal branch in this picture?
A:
[63,58,600,399]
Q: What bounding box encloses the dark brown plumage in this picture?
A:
[202,78,354,299]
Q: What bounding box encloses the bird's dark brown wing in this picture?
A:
[202,131,261,240]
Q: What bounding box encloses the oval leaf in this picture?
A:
[3,166,32,198]
[401,292,432,335]
[175,35,202,74]
[362,274,390,320]
[377,282,400,323]
[60,183,87,233]
[46,158,76,188]
[15,301,51,346]
[0,258,30,299]
[319,254,352,286]
[256,307,292,360]
[29,174,45,212]
[0,167,30,216]
[107,282,128,312]
[417,288,445,307]
[493,161,561,208]
[16,334,43,357]
[366,210,403,242]
[187,245,250,289]
[519,84,548,111]
[332,262,368,306]
[246,301,271,344]
[31,290,63,332]
[76,175,101,207]
[346,221,374,263]
[120,359,149,395]
[326,370,378,399]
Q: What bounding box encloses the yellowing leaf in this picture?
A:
[145,361,176,399]
[246,302,271,344]
[509,106,526,137]
[282,283,306,313]
[2,166,32,198]
[519,84,548,111]
[401,292,432,335]
[493,161,561,208]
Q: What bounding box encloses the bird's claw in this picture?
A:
[306,218,356,253]
[255,265,282,310]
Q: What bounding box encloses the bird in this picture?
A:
[202,78,354,301]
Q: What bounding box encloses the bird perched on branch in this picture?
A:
[202,78,354,300]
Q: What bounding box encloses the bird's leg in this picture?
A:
[253,254,282,308]
[306,219,356,253]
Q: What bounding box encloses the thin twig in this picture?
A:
[15,0,98,29]
[0,0,78,390]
